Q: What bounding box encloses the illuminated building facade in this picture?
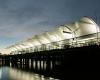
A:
[1,17,100,54]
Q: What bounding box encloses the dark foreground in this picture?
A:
[0,45,100,80]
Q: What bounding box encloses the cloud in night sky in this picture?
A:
[0,0,100,49]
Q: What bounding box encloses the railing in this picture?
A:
[10,32,100,55]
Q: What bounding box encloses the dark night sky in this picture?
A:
[0,0,100,49]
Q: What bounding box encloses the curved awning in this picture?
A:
[3,16,100,54]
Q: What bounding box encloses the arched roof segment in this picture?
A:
[63,17,100,37]
[4,17,100,54]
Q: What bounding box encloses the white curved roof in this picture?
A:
[64,17,100,37]
[2,17,100,54]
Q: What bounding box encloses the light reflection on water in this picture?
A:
[11,60,60,70]
[0,67,60,80]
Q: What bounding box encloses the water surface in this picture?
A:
[0,67,60,80]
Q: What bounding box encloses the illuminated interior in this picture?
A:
[1,17,100,54]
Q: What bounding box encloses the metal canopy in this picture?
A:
[2,17,100,54]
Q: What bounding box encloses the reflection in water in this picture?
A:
[15,60,60,71]
[0,69,2,79]
[0,67,60,80]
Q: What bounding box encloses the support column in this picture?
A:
[31,58,33,68]
[20,58,22,68]
[25,58,29,68]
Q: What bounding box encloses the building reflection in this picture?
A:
[0,69,2,79]
[0,67,59,80]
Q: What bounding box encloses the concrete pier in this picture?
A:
[1,45,100,74]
